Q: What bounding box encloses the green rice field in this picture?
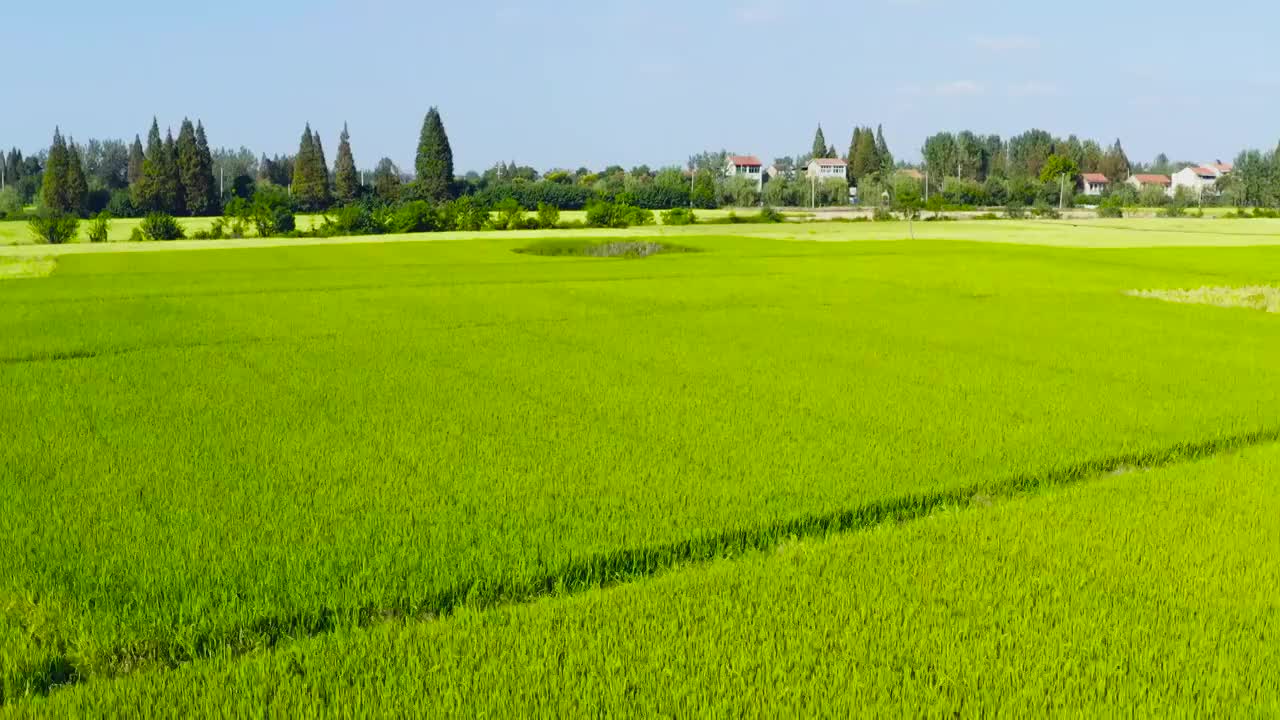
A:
[2,222,1279,712]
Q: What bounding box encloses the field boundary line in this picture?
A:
[5,427,1279,704]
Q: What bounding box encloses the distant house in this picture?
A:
[1127,174,1172,196]
[1080,173,1110,196]
[765,164,791,182]
[806,158,847,181]
[726,155,764,189]
[1208,161,1235,175]
[1171,166,1224,197]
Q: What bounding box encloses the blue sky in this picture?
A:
[6,0,1276,172]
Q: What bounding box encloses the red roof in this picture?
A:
[1211,162,1234,173]
[1193,166,1219,178]
[1081,173,1109,183]
[812,158,847,167]
[729,155,762,167]
[1132,174,1171,186]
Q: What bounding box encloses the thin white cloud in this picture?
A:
[935,80,984,97]
[1008,81,1061,98]
[973,35,1041,51]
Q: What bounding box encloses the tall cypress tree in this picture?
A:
[333,123,359,204]
[293,123,330,210]
[176,119,202,216]
[415,107,454,202]
[811,125,827,160]
[849,128,878,184]
[193,121,219,213]
[127,135,145,187]
[875,125,894,174]
[846,128,863,185]
[313,135,330,205]
[65,139,88,215]
[40,128,71,213]
[161,128,185,215]
[133,119,164,211]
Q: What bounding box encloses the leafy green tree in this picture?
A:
[811,125,828,160]
[1098,140,1131,183]
[127,136,145,187]
[65,139,88,215]
[333,123,359,204]
[40,128,71,213]
[690,169,717,209]
[372,157,402,204]
[1039,154,1079,185]
[415,107,455,202]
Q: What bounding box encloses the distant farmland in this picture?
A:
[2,224,1279,713]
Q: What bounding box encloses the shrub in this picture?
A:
[250,186,295,237]
[1031,201,1060,219]
[442,197,489,231]
[28,212,79,244]
[974,212,1001,220]
[872,207,894,222]
[1163,202,1187,218]
[191,219,228,240]
[86,212,112,243]
[105,190,137,218]
[495,198,526,231]
[536,203,561,229]
[758,206,785,223]
[387,201,442,234]
[585,201,653,229]
[1004,202,1026,219]
[661,207,697,226]
[139,212,186,241]
[0,186,23,219]
[322,204,386,237]
[1097,196,1124,219]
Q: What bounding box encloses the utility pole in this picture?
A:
[1059,173,1066,212]
[219,166,224,198]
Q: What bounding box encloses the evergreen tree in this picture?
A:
[875,125,894,174]
[40,128,71,212]
[849,128,879,184]
[176,119,201,215]
[65,139,88,215]
[193,121,219,213]
[415,107,455,202]
[1099,139,1131,182]
[133,119,164,211]
[127,135,145,187]
[372,157,401,203]
[846,128,863,185]
[292,123,331,210]
[162,129,185,215]
[811,125,828,160]
[333,123,359,203]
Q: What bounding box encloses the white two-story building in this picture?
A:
[726,156,764,189]
[806,158,847,182]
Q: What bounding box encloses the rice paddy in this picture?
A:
[2,222,1279,712]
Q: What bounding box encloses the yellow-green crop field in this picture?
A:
[2,223,1279,713]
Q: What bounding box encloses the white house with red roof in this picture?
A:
[725,155,763,189]
[1080,173,1110,196]
[806,157,848,181]
[1171,163,1230,197]
[1127,174,1173,196]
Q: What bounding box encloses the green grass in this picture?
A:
[16,441,1279,716]
[2,228,1280,709]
